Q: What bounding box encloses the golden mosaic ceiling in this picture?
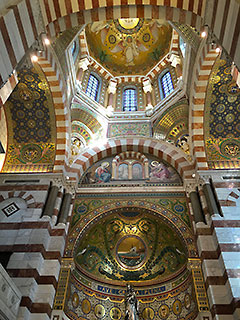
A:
[86,19,172,76]
[74,209,187,286]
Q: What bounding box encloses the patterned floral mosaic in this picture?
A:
[205,57,240,169]
[108,122,151,138]
[3,64,56,172]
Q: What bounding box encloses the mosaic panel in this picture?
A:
[86,20,172,76]
[74,211,187,285]
[71,195,191,230]
[67,197,196,260]
[65,273,197,320]
[3,64,56,172]
[205,57,240,169]
[79,155,182,187]
[108,122,151,138]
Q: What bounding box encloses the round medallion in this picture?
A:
[142,33,150,42]
[109,35,116,44]
[77,205,88,215]
[36,110,44,118]
[184,293,191,309]
[94,304,105,318]
[20,144,42,163]
[216,104,225,113]
[24,74,35,82]
[174,204,184,213]
[158,304,170,319]
[16,110,25,119]
[142,307,154,319]
[37,128,46,138]
[72,292,79,308]
[81,299,91,314]
[220,139,240,158]
[116,235,146,269]
[172,300,182,315]
[19,88,32,101]
[110,307,121,319]
[215,123,224,133]
[226,113,235,123]
[18,129,27,138]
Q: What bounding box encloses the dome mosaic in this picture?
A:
[85,19,172,76]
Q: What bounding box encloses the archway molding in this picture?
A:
[64,137,194,181]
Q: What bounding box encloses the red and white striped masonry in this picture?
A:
[40,0,239,70]
[0,1,239,108]
[79,29,88,58]
[190,42,218,171]
[195,183,240,319]
[0,0,40,87]
[170,29,179,55]
[36,52,71,176]
[64,138,194,181]
[41,0,205,36]
[0,71,18,107]
[0,183,67,319]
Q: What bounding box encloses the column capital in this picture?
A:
[107,79,117,95]
[142,78,152,93]
[198,174,211,185]
[78,57,90,71]
[184,181,198,196]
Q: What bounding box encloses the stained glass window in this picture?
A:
[123,88,137,111]
[161,71,174,98]
[86,74,99,101]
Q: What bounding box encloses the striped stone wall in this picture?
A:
[0,0,44,87]
[0,179,68,320]
[39,0,239,71]
[36,53,71,176]
[193,174,240,320]
[189,42,218,171]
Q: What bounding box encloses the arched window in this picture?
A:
[179,37,186,58]
[86,74,100,101]
[160,71,174,98]
[123,88,137,111]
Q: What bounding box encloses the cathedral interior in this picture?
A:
[0,1,240,320]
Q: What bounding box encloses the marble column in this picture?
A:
[42,185,59,218]
[142,78,153,116]
[58,192,72,224]
[107,79,117,115]
[189,190,205,223]
[202,183,220,216]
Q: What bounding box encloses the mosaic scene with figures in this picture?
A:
[79,153,182,186]
[0,1,239,320]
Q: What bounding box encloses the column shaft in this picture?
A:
[42,185,59,218]
[203,183,219,216]
[190,191,205,223]
[58,193,72,224]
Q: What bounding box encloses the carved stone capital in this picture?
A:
[78,57,90,71]
[184,181,198,196]
[142,78,152,93]
[145,104,154,117]
[107,79,117,95]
